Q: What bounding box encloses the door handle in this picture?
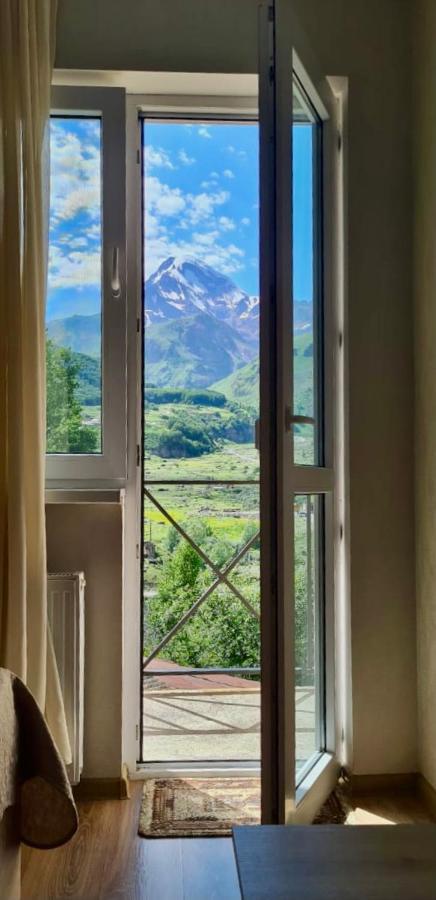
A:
[285,409,315,429]
[111,246,121,299]
[255,413,314,449]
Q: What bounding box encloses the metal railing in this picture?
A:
[142,480,260,670]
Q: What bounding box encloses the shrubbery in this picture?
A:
[145,387,226,407]
[144,518,313,685]
[46,338,98,453]
[144,403,254,458]
[144,521,261,670]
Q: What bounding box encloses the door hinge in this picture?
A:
[136,543,140,560]
[136,444,141,467]
[337,131,342,152]
[136,724,139,741]
[136,316,140,334]
[136,148,140,164]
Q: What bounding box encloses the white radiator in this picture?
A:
[47,572,85,785]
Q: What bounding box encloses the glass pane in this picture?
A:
[142,482,260,763]
[142,120,259,482]
[294,494,324,777]
[142,673,261,764]
[293,86,322,465]
[46,117,102,454]
[141,119,260,764]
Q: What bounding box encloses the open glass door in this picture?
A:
[259,0,336,823]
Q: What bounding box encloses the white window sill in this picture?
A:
[45,488,125,504]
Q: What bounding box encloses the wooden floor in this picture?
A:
[21,782,434,900]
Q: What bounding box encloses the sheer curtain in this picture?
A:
[0,0,71,763]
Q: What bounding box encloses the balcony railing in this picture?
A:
[141,479,316,768]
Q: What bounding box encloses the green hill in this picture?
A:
[73,351,101,406]
[47,313,101,357]
[145,311,255,389]
[212,332,314,416]
[212,358,259,409]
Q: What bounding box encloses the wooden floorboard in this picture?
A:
[21,782,434,900]
[21,782,240,900]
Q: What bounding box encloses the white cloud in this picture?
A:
[201,172,219,189]
[68,236,89,249]
[144,145,174,170]
[58,185,101,221]
[186,189,229,225]
[146,176,186,217]
[141,171,239,275]
[198,127,212,139]
[192,230,219,246]
[178,149,195,166]
[49,124,100,225]
[226,144,247,159]
[223,169,235,179]
[87,224,101,239]
[241,217,251,226]
[144,176,229,231]
[218,216,235,231]
[143,230,245,280]
[48,244,101,289]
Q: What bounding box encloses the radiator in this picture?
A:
[47,572,85,785]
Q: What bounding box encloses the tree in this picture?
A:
[144,519,260,672]
[46,338,98,453]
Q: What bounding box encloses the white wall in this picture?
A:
[56,0,417,777]
[46,502,123,778]
[414,0,436,791]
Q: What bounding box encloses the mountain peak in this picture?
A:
[144,256,259,339]
[152,255,234,284]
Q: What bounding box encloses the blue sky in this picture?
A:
[47,117,102,322]
[47,117,313,322]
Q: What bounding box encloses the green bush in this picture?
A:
[46,338,98,453]
[144,521,260,671]
[144,387,227,407]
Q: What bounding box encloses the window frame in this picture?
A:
[45,79,346,809]
[46,86,127,487]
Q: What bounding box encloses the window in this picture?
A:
[46,87,126,485]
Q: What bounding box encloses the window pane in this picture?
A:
[294,494,324,777]
[46,117,102,454]
[141,119,260,766]
[293,94,322,465]
[142,482,260,764]
[142,120,259,483]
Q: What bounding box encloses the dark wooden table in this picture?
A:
[233,824,436,899]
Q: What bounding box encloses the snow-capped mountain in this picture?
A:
[47,255,313,392]
[144,256,259,342]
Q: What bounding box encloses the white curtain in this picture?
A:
[0,0,71,763]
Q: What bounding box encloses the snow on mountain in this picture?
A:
[144,256,259,341]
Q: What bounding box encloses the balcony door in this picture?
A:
[137,0,338,820]
[259,0,337,822]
